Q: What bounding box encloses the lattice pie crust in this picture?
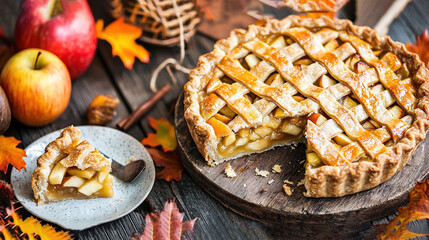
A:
[184,16,429,197]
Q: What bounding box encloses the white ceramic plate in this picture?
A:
[11,126,155,230]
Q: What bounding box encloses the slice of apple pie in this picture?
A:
[32,126,114,205]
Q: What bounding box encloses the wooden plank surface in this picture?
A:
[0,0,428,239]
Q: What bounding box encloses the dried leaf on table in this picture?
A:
[96,18,149,69]
[377,180,429,239]
[0,208,73,240]
[87,95,120,125]
[406,29,429,68]
[147,148,182,181]
[0,135,26,173]
[131,200,197,240]
[142,117,177,152]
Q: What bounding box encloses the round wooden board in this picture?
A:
[175,92,429,238]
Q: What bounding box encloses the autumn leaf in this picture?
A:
[1,208,73,240]
[0,180,13,218]
[377,181,429,239]
[195,0,215,21]
[131,200,197,240]
[0,135,26,173]
[142,117,177,152]
[96,18,149,69]
[147,148,182,181]
[406,29,429,68]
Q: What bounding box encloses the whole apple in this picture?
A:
[15,0,97,80]
[0,48,71,126]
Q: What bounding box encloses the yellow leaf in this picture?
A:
[96,18,149,69]
[0,135,26,173]
[142,118,177,152]
[0,225,13,240]
[7,209,73,240]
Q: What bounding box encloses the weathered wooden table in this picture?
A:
[0,0,428,239]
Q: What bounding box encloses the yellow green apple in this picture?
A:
[0,48,71,126]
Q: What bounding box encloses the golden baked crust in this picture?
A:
[283,0,349,12]
[32,126,112,205]
[184,15,429,197]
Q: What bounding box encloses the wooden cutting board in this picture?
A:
[174,92,429,238]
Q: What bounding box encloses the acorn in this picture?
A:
[0,85,11,133]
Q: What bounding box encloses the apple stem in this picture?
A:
[34,51,42,70]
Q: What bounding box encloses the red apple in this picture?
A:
[0,48,71,126]
[14,0,97,80]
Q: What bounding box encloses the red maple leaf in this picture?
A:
[132,200,197,240]
[147,148,183,181]
[377,180,429,239]
[406,29,429,68]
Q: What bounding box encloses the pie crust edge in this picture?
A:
[184,15,429,197]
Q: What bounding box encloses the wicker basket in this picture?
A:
[110,0,201,46]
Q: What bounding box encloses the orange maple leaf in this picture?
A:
[1,208,73,240]
[377,180,429,239]
[96,18,149,69]
[131,200,197,240]
[406,29,429,68]
[0,135,26,173]
[142,117,177,152]
[147,148,182,181]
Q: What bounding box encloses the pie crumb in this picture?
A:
[115,198,123,201]
[297,179,305,186]
[225,163,237,178]
[272,164,282,173]
[283,184,292,196]
[255,168,270,177]
[284,179,293,185]
[299,160,305,165]
[268,179,274,185]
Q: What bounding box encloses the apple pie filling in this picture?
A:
[46,160,113,201]
[201,33,415,165]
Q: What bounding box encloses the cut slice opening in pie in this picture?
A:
[184,16,429,197]
[32,126,114,205]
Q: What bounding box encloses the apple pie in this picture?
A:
[184,16,429,197]
[32,126,114,205]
